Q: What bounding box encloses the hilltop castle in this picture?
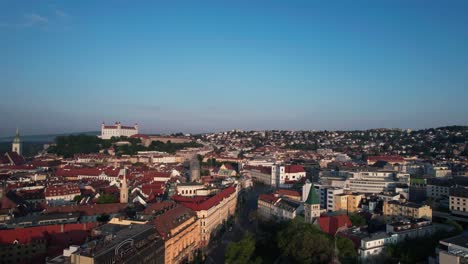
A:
[99,122,138,140]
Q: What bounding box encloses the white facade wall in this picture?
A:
[427,184,450,199]
[100,122,138,140]
[271,165,306,188]
[347,171,397,194]
[326,188,344,212]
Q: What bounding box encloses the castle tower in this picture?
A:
[12,128,22,155]
[190,156,200,182]
[304,182,321,223]
[120,168,128,203]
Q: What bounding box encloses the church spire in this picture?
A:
[304,182,321,223]
[120,168,128,203]
[305,182,320,205]
[12,128,22,155]
[13,128,21,143]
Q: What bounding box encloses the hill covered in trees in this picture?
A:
[47,134,202,158]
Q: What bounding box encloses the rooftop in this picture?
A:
[79,224,155,257]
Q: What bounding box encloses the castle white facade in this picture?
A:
[100,122,138,140]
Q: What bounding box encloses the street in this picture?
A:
[205,184,270,263]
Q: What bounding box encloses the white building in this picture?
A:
[346,171,398,194]
[271,165,306,188]
[100,122,138,140]
[426,178,451,200]
[437,235,468,264]
[258,194,303,221]
[386,218,433,243]
[358,232,397,260]
[326,187,344,212]
[242,165,273,186]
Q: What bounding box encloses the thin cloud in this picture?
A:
[55,9,70,18]
[0,13,48,28]
[25,13,48,24]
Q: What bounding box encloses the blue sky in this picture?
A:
[1,0,467,136]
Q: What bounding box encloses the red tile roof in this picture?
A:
[153,204,196,238]
[275,189,301,197]
[318,215,352,236]
[143,201,176,215]
[0,196,17,209]
[56,167,120,178]
[284,165,305,173]
[4,152,26,165]
[258,193,279,204]
[0,222,97,244]
[45,184,81,197]
[141,182,165,196]
[175,186,236,211]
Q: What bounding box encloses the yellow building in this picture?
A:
[383,200,432,219]
[333,193,364,213]
[175,186,238,246]
[334,194,349,212]
[154,204,200,264]
[347,193,364,213]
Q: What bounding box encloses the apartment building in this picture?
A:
[175,186,237,246]
[347,171,397,194]
[449,187,468,217]
[383,200,432,219]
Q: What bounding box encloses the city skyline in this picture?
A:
[1,0,468,136]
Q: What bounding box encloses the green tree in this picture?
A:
[225,233,261,264]
[348,213,366,227]
[336,236,357,263]
[97,194,116,204]
[277,219,333,263]
[48,134,104,158]
[73,195,82,203]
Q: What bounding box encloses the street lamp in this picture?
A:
[334,225,348,264]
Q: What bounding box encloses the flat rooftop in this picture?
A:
[79,224,156,257]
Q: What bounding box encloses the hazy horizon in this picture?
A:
[2,1,468,137]
[1,123,467,140]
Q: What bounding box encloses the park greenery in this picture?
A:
[0,142,44,157]
[225,218,357,264]
[348,213,367,227]
[96,194,117,204]
[47,134,202,157]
